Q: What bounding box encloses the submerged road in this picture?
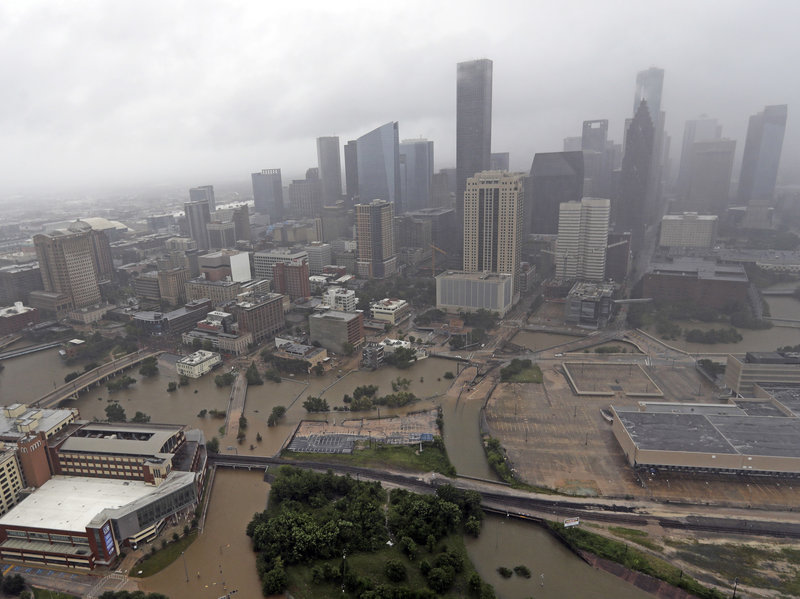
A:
[209,454,800,540]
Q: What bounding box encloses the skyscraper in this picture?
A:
[184,200,212,251]
[684,139,736,214]
[288,168,323,218]
[34,222,102,309]
[617,101,654,252]
[633,67,664,116]
[463,171,523,294]
[317,136,343,206]
[528,152,584,235]
[456,59,493,247]
[190,185,216,213]
[555,198,610,282]
[490,152,509,171]
[355,199,396,279]
[251,169,284,221]
[632,67,666,230]
[399,139,434,212]
[737,104,788,205]
[344,140,359,207]
[356,122,401,212]
[677,117,722,199]
[581,120,612,198]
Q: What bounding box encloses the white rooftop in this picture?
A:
[0,476,155,533]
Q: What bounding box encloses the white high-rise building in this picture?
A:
[462,171,523,294]
[556,197,610,281]
[324,287,358,312]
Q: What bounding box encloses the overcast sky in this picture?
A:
[1,0,798,196]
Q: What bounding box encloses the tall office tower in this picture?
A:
[289,168,323,218]
[633,67,666,228]
[34,223,102,309]
[684,139,736,214]
[490,152,509,171]
[555,198,610,282]
[406,207,458,255]
[190,185,216,213]
[399,139,434,212]
[633,67,664,116]
[231,204,251,242]
[737,105,788,205]
[272,259,311,300]
[616,101,654,252]
[528,152,584,235]
[462,171,524,294]
[87,228,114,282]
[356,122,401,212]
[317,136,343,206]
[456,59,493,251]
[355,199,396,279]
[430,172,453,209]
[563,137,582,152]
[344,140,359,207]
[184,200,212,251]
[677,117,722,198]
[206,221,237,249]
[320,203,349,242]
[251,169,284,221]
[582,120,612,198]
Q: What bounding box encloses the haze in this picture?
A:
[1,0,798,196]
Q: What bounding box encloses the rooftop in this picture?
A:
[311,309,361,322]
[178,350,221,366]
[436,270,512,282]
[647,258,748,282]
[60,423,183,457]
[0,476,157,533]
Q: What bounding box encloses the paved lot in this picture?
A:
[564,361,663,396]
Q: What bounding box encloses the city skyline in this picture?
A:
[0,1,798,197]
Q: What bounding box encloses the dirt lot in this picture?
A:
[485,361,800,508]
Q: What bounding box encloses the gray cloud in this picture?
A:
[1,0,799,194]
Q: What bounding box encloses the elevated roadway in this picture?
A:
[0,341,63,361]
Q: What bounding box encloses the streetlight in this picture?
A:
[732,576,739,598]
[181,551,189,582]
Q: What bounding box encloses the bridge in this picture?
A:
[208,454,800,540]
[762,289,796,296]
[0,341,64,361]
[765,317,800,328]
[32,350,162,409]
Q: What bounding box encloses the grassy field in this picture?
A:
[607,526,663,552]
[283,441,457,476]
[33,591,79,599]
[130,531,198,578]
[285,533,478,599]
[504,364,543,383]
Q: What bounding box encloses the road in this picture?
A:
[225,371,248,437]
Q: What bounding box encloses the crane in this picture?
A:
[429,244,447,275]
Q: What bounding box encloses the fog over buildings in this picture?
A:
[0,0,799,197]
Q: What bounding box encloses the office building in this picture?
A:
[133,299,212,336]
[677,117,722,199]
[289,168,323,219]
[272,259,310,300]
[0,263,43,305]
[133,271,161,303]
[309,310,365,354]
[490,152,509,171]
[199,250,251,283]
[725,353,800,397]
[319,203,349,243]
[431,170,454,209]
[406,207,458,256]
[556,198,610,281]
[355,199,396,279]
[253,249,308,281]
[317,136,343,206]
[0,303,38,336]
[581,120,612,198]
[344,140,359,206]
[356,122,401,211]
[435,271,513,317]
[564,281,614,328]
[251,169,284,221]
[324,287,357,312]
[34,223,102,310]
[184,200,211,251]
[456,59,493,255]
[157,267,190,306]
[737,105,788,205]
[214,205,252,243]
[633,67,664,117]
[463,171,523,293]
[185,278,242,306]
[176,350,222,378]
[399,139,434,212]
[616,101,654,252]
[370,298,411,325]
[231,292,285,344]
[632,67,666,235]
[642,258,749,311]
[605,232,631,283]
[189,185,216,212]
[528,152,584,235]
[394,215,431,250]
[659,213,718,248]
[304,242,332,275]
[206,221,236,249]
[683,139,736,214]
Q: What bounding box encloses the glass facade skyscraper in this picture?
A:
[737,105,788,205]
[251,169,284,221]
[356,122,401,212]
[316,136,343,206]
[399,139,434,212]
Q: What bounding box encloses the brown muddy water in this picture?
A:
[512,331,582,352]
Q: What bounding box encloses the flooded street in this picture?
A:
[512,331,582,351]
[140,469,268,599]
[465,515,652,599]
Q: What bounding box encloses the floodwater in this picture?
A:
[0,344,78,404]
[512,331,582,352]
[440,391,496,480]
[140,469,268,599]
[649,295,800,354]
[465,515,653,599]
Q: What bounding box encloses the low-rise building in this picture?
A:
[435,271,513,317]
[67,304,110,325]
[659,213,718,248]
[563,281,615,328]
[642,258,749,311]
[132,299,212,337]
[185,278,242,306]
[725,353,800,397]
[176,350,222,378]
[274,341,327,370]
[324,287,358,312]
[0,303,38,336]
[231,292,285,344]
[309,310,365,354]
[370,298,411,325]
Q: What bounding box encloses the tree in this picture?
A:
[303,396,329,412]
[342,341,355,356]
[313,363,325,376]
[166,382,177,392]
[179,375,190,386]
[64,371,80,383]
[246,361,264,385]
[268,406,287,426]
[138,356,159,377]
[132,411,151,423]
[385,559,407,582]
[206,437,220,453]
[262,557,287,595]
[239,415,248,430]
[2,573,25,595]
[214,372,235,387]
[105,403,127,422]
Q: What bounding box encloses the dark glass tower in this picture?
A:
[617,101,654,252]
[344,140,359,208]
[356,122,401,212]
[189,185,216,212]
[528,152,584,235]
[456,59,493,251]
[251,169,284,221]
[737,105,788,205]
[399,139,434,212]
[316,136,343,206]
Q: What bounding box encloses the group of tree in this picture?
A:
[214,372,235,387]
[0,573,27,596]
[267,405,287,426]
[391,377,411,392]
[449,328,486,350]
[383,347,417,370]
[778,343,800,353]
[264,368,282,383]
[340,387,419,412]
[246,467,492,597]
[697,359,726,378]
[138,356,159,377]
[107,374,136,393]
[355,276,436,312]
[269,356,313,375]
[246,361,264,385]
[500,359,541,383]
[98,592,169,599]
[684,327,743,344]
[303,396,329,412]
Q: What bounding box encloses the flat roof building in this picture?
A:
[176,350,222,378]
[726,353,800,397]
[435,270,513,317]
[642,258,748,311]
[659,213,718,248]
[309,310,365,354]
[370,298,411,325]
